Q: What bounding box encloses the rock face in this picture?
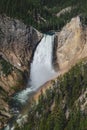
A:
[56,6,72,17]
[1,15,87,129]
[0,15,43,71]
[0,15,42,128]
[0,57,25,128]
[54,16,87,73]
[30,16,87,108]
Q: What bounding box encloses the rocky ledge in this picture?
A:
[0,15,42,128]
[0,15,43,72]
[54,16,87,73]
[1,15,87,128]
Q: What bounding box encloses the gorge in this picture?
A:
[14,34,57,104]
[1,0,87,129]
[0,15,87,130]
[4,34,58,130]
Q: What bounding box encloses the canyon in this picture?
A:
[0,14,42,128]
[0,15,87,129]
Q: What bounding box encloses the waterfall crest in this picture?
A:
[14,34,57,103]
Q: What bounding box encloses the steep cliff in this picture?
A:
[15,17,87,130]
[54,16,87,73]
[0,15,42,71]
[1,15,87,129]
[0,15,42,128]
[0,57,25,128]
[33,16,87,107]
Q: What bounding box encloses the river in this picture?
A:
[4,34,57,130]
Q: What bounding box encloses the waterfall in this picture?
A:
[14,34,57,103]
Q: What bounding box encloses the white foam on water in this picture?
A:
[14,34,57,103]
[4,125,15,130]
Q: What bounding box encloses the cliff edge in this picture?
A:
[54,16,87,73]
[0,15,42,128]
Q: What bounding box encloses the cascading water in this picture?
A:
[14,34,57,103]
[4,34,58,130]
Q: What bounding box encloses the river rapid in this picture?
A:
[4,34,58,130]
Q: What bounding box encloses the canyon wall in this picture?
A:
[54,16,87,73]
[0,15,42,128]
[0,15,42,71]
[34,16,87,104]
[1,15,87,128]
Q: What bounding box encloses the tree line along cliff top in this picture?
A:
[0,0,87,32]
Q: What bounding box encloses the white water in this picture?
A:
[4,125,14,130]
[14,34,57,103]
[4,34,58,130]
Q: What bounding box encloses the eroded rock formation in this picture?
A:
[1,15,87,128]
[0,15,43,71]
[0,15,42,128]
[54,16,87,73]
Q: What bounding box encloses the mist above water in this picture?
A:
[30,34,56,87]
[14,34,57,103]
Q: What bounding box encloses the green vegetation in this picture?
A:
[0,56,26,92]
[1,1,87,129]
[15,59,87,130]
[0,0,87,32]
[0,56,13,76]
